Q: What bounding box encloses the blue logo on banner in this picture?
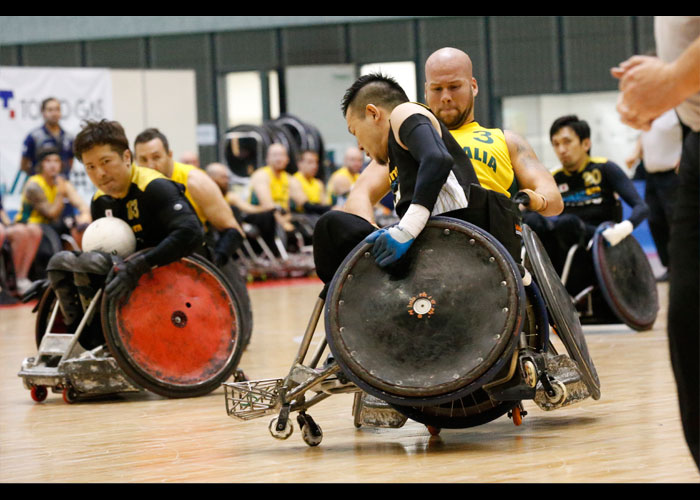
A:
[0,90,15,118]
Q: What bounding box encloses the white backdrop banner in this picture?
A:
[0,66,113,214]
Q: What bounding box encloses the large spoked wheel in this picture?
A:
[390,388,517,430]
[101,252,245,399]
[325,216,525,409]
[592,222,659,331]
[522,224,601,400]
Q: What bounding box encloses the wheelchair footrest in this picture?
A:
[352,392,408,429]
[224,378,283,421]
[534,354,591,411]
[18,350,142,398]
[61,357,141,395]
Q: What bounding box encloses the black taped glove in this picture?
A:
[105,254,151,299]
[213,228,244,267]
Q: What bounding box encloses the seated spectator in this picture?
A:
[326,146,364,207]
[248,143,295,235]
[14,147,91,278]
[205,162,280,259]
[290,149,331,215]
[0,193,42,295]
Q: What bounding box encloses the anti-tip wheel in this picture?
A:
[546,379,567,405]
[30,385,48,402]
[427,425,441,436]
[62,386,78,404]
[269,417,293,440]
[301,421,323,447]
[510,405,524,426]
[297,414,323,447]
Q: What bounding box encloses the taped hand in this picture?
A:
[105,254,151,299]
[601,220,633,246]
[364,225,416,267]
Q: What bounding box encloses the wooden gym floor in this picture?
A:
[0,277,698,483]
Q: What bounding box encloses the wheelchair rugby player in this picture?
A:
[19,120,249,403]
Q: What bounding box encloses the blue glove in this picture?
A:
[364,226,416,267]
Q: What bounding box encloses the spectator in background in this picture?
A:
[326,147,364,207]
[179,151,200,168]
[20,97,75,177]
[625,109,683,281]
[205,162,280,256]
[290,149,331,215]
[248,143,295,235]
[0,193,42,296]
[15,147,91,278]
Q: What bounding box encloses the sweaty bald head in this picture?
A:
[424,47,478,129]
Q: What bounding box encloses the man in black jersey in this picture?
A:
[523,115,649,274]
[314,73,531,289]
[75,120,203,299]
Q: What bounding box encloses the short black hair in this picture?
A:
[41,97,59,111]
[341,73,409,117]
[74,120,131,162]
[134,128,171,153]
[550,115,591,143]
[36,146,61,169]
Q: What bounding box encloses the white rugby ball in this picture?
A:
[82,216,136,258]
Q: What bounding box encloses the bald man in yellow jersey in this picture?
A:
[326,147,364,206]
[290,149,330,214]
[248,143,299,235]
[341,47,561,229]
[425,47,562,215]
[133,128,246,267]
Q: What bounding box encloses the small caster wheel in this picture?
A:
[269,417,293,440]
[30,385,48,402]
[233,369,248,382]
[522,360,538,388]
[297,413,323,447]
[510,406,524,426]
[546,380,567,405]
[427,425,441,436]
[62,386,78,404]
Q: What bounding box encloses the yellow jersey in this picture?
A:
[292,171,324,205]
[448,121,518,197]
[250,166,290,210]
[326,166,360,205]
[170,162,207,225]
[15,174,58,224]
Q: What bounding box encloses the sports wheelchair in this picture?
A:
[558,222,658,331]
[224,214,601,447]
[18,250,251,404]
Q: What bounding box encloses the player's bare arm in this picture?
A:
[505,130,563,216]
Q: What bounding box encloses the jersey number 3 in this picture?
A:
[126,199,140,220]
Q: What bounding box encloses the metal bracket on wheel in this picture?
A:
[275,403,291,433]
